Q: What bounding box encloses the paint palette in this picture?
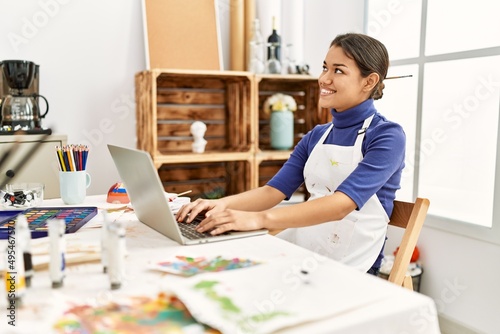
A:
[0,206,98,239]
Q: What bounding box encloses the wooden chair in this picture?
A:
[387,197,430,290]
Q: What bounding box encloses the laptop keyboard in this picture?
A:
[178,214,214,239]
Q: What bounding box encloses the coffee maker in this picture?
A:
[0,60,50,134]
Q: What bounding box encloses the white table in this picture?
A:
[0,195,441,334]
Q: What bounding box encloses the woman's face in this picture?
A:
[318,45,373,112]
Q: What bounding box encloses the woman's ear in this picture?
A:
[363,73,380,93]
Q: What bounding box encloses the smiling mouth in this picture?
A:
[320,88,335,95]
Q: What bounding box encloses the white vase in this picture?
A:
[270,110,294,150]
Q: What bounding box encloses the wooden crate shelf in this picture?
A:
[257,159,308,199]
[135,70,330,199]
[158,160,252,199]
[136,69,254,159]
[258,159,287,188]
[153,151,253,166]
[256,74,330,151]
[255,149,292,163]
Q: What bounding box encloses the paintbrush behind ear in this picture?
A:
[385,74,413,80]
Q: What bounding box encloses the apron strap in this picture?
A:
[352,114,375,163]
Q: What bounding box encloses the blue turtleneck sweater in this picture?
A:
[267,99,406,268]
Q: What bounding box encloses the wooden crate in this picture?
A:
[258,159,285,187]
[158,160,252,199]
[258,159,307,197]
[256,74,330,151]
[136,70,254,157]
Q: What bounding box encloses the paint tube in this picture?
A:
[15,215,33,287]
[107,220,126,290]
[101,211,109,273]
[49,219,66,288]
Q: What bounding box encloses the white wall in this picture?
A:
[1,0,498,332]
[0,0,144,196]
[252,0,365,78]
[302,0,365,77]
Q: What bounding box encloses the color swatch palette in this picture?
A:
[150,255,262,277]
[0,206,98,239]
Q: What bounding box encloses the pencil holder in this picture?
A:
[59,171,91,205]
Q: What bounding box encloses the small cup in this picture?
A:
[59,171,91,205]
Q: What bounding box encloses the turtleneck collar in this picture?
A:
[330,99,376,129]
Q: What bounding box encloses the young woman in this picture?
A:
[176,33,405,275]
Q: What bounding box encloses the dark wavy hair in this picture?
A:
[330,33,389,100]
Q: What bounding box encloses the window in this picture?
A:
[372,64,418,200]
[425,0,500,56]
[366,0,500,243]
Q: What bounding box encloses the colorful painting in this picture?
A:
[150,255,262,277]
[53,292,219,334]
[193,280,291,333]
[164,257,392,334]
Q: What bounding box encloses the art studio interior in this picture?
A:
[0,1,498,333]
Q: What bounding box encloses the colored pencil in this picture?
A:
[55,144,89,171]
[56,146,65,171]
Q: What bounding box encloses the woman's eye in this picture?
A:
[334,68,343,74]
[322,65,327,72]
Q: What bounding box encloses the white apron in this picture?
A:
[276,115,389,272]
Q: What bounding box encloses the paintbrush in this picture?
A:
[385,74,413,80]
[169,190,192,201]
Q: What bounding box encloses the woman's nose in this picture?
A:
[319,76,333,86]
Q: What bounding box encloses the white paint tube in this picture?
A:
[107,220,125,290]
[15,215,33,287]
[101,211,109,273]
[48,219,66,288]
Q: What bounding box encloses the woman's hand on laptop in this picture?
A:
[194,209,264,235]
[176,198,226,224]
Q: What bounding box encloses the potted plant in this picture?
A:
[263,93,297,150]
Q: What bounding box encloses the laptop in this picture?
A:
[107,144,268,245]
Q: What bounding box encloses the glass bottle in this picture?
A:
[285,43,297,74]
[265,43,281,74]
[267,16,281,62]
[247,19,265,74]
